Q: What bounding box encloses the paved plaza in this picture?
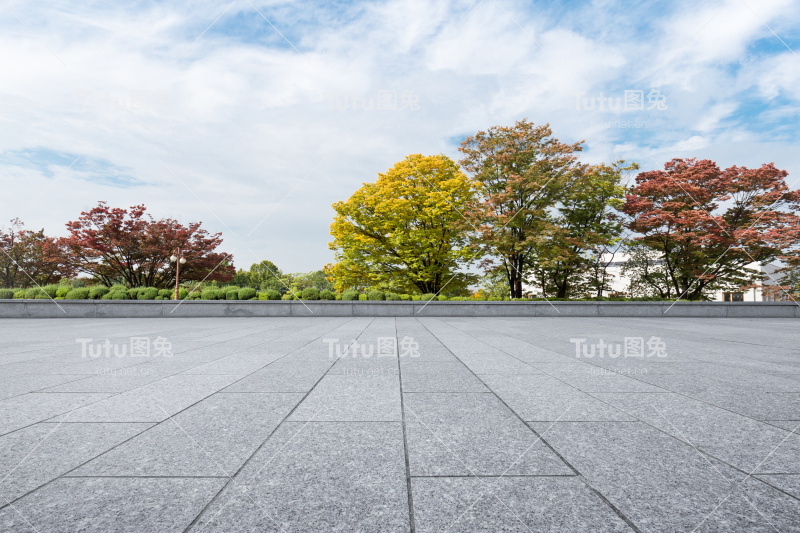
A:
[0,317,798,532]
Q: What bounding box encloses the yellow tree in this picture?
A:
[328,154,479,294]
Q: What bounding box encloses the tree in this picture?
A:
[622,158,800,300]
[63,202,234,288]
[529,162,635,298]
[0,218,73,287]
[328,154,478,294]
[459,120,584,298]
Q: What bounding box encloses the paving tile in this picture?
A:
[754,474,800,500]
[404,393,572,476]
[57,375,239,423]
[0,422,151,501]
[482,374,635,422]
[72,393,302,476]
[0,393,111,436]
[0,374,88,399]
[0,477,225,533]
[540,421,799,532]
[222,361,331,392]
[193,422,410,532]
[288,374,402,421]
[593,392,800,473]
[454,352,540,375]
[412,477,632,533]
[400,361,488,392]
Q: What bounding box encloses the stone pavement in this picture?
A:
[0,317,798,532]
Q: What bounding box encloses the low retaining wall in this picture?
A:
[1,300,798,318]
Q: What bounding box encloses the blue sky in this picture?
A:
[1,0,799,273]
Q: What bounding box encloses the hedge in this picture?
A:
[319,289,336,300]
[89,286,110,299]
[341,290,360,301]
[238,287,257,300]
[367,290,385,301]
[65,288,91,300]
[258,289,281,300]
[137,287,159,300]
[301,287,320,300]
[0,289,14,299]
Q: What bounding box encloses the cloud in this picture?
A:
[1,0,799,272]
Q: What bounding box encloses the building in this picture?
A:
[523,253,783,301]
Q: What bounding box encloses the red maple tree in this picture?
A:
[622,158,800,299]
[64,202,234,288]
[1,218,74,287]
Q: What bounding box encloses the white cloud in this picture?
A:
[1,0,798,273]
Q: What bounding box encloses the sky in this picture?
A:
[1,0,799,274]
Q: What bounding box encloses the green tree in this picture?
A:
[530,161,635,298]
[328,154,479,294]
[459,120,584,298]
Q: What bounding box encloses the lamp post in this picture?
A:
[169,249,187,300]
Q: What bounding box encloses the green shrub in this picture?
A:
[185,291,201,300]
[301,287,320,300]
[319,289,336,300]
[384,292,401,301]
[201,289,221,300]
[421,293,437,301]
[65,288,90,300]
[158,289,173,299]
[127,288,141,299]
[102,290,128,300]
[224,286,240,296]
[42,284,60,298]
[55,287,71,298]
[13,290,26,299]
[89,286,110,299]
[225,290,239,300]
[437,294,449,301]
[358,293,367,300]
[34,289,50,299]
[400,294,411,301]
[0,289,14,299]
[238,287,257,300]
[281,293,297,300]
[178,288,189,299]
[341,290,360,301]
[137,287,159,300]
[258,289,281,300]
[25,287,40,299]
[367,290,385,301]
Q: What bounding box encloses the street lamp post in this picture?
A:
[169,249,187,300]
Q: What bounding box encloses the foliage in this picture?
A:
[529,161,636,298]
[385,291,401,300]
[319,289,336,300]
[201,288,222,300]
[366,290,385,300]
[137,287,159,300]
[0,218,74,288]
[459,120,584,298]
[65,288,90,299]
[158,289,173,299]
[329,154,479,294]
[622,158,800,300]
[63,202,234,289]
[89,286,110,299]
[224,286,240,300]
[258,289,282,300]
[301,287,320,300]
[238,287,257,300]
[341,289,360,300]
[421,293,437,301]
[0,288,14,299]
